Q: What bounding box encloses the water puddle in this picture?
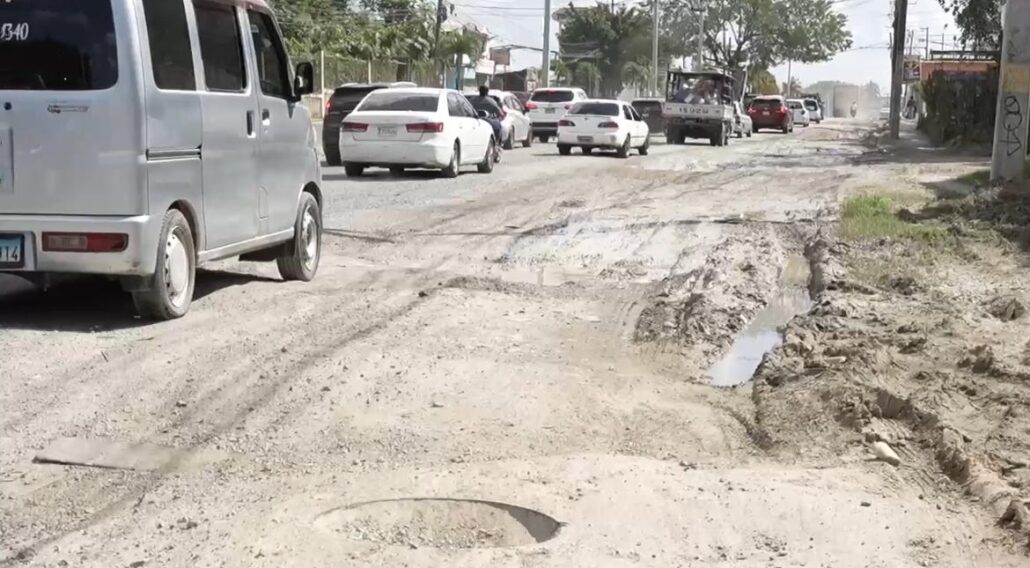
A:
[707,255,812,387]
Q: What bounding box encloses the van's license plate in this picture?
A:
[0,234,24,269]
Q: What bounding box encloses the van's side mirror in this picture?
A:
[294,62,315,99]
[477,110,489,119]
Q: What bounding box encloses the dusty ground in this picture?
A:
[0,120,1026,567]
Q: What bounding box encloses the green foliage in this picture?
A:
[781,77,802,96]
[937,0,1001,48]
[841,195,945,242]
[557,3,657,96]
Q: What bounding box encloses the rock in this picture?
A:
[860,501,872,507]
[430,401,444,408]
[986,295,1025,321]
[872,441,901,466]
[418,290,428,298]
[128,561,147,568]
[174,400,187,408]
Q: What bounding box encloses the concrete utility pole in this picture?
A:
[694,5,705,70]
[888,0,908,138]
[991,0,1030,182]
[651,0,660,96]
[922,27,929,58]
[542,0,552,88]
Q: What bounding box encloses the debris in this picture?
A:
[418,290,429,298]
[128,560,147,567]
[174,400,188,408]
[861,501,872,507]
[33,437,200,472]
[430,401,444,409]
[986,295,1025,321]
[872,441,901,466]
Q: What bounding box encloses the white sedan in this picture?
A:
[786,99,811,127]
[489,90,533,149]
[555,99,650,158]
[339,88,497,178]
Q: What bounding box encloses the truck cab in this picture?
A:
[662,71,736,147]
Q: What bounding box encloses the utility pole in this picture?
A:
[651,0,660,96]
[786,59,792,97]
[888,0,908,138]
[922,27,929,58]
[694,5,705,71]
[541,0,552,88]
[991,0,1030,182]
[435,0,445,87]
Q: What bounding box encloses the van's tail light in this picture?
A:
[525,102,538,110]
[597,121,619,129]
[341,122,368,132]
[558,119,575,127]
[42,232,128,253]
[564,103,573,109]
[406,122,445,133]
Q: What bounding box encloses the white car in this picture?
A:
[556,99,650,158]
[733,102,753,138]
[526,87,589,143]
[339,88,497,178]
[786,99,811,127]
[489,90,533,149]
[803,98,823,123]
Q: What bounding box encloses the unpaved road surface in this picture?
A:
[1,121,1025,567]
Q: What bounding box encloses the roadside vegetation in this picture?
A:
[839,194,946,242]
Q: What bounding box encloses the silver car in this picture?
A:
[0,0,322,319]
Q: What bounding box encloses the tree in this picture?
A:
[781,77,802,96]
[573,62,603,95]
[937,0,1000,49]
[650,0,851,72]
[557,3,656,96]
[623,61,651,90]
[438,29,485,89]
[750,68,779,94]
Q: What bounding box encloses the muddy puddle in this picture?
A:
[708,255,812,387]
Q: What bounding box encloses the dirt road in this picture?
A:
[1,121,1024,567]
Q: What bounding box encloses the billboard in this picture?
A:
[489,47,511,67]
[903,57,920,83]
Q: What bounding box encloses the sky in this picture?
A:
[449,0,960,92]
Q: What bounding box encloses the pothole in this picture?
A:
[313,498,562,549]
[707,255,813,387]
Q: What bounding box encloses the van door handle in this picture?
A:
[262,109,271,125]
[246,111,256,137]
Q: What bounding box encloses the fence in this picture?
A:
[298,52,442,118]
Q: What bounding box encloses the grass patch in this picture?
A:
[840,194,947,242]
[957,169,990,187]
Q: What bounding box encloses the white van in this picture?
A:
[0,0,322,320]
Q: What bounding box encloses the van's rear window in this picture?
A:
[358,92,438,112]
[331,87,380,112]
[0,0,118,90]
[531,90,574,103]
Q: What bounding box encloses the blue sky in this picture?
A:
[450,0,959,92]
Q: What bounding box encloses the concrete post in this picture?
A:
[991,0,1030,182]
[888,0,908,138]
[542,0,552,88]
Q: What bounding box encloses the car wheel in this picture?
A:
[132,209,196,320]
[557,144,571,155]
[539,135,550,143]
[325,146,342,166]
[478,138,495,173]
[344,164,364,177]
[737,129,743,139]
[638,136,649,156]
[582,146,593,154]
[441,142,460,178]
[781,124,789,134]
[522,129,532,148]
[616,136,631,158]
[277,192,321,282]
[747,129,752,138]
[503,129,514,150]
[389,166,405,175]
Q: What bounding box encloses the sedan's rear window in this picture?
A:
[569,102,619,116]
[0,0,118,90]
[531,90,575,103]
[804,100,819,110]
[752,99,782,110]
[358,92,439,112]
[331,87,380,112]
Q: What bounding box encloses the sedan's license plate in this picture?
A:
[762,111,770,116]
[0,234,24,269]
[577,136,593,143]
[378,126,397,137]
[545,108,556,114]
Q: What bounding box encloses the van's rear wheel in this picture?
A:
[277,192,321,281]
[133,209,195,320]
[344,164,364,177]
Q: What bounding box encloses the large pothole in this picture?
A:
[314,498,562,549]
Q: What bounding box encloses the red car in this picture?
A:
[748,95,794,134]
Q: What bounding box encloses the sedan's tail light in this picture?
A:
[341,122,368,132]
[406,122,445,133]
[597,121,619,128]
[525,102,538,110]
[558,119,575,127]
[42,232,128,253]
[564,103,573,109]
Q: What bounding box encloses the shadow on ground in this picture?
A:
[0,270,279,332]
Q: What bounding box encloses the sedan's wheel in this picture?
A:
[477,139,495,173]
[389,166,405,175]
[736,129,743,139]
[582,146,593,155]
[132,209,196,320]
[277,192,321,281]
[344,164,364,177]
[539,135,550,143]
[616,136,631,158]
[503,129,515,150]
[638,136,650,156]
[557,144,571,155]
[441,142,460,178]
[522,128,532,148]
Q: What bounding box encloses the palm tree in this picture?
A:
[572,62,601,97]
[437,29,485,90]
[623,61,650,93]
[551,59,572,86]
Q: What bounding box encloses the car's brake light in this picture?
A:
[558,119,575,127]
[564,103,572,109]
[525,102,538,110]
[597,121,619,128]
[42,232,128,253]
[406,122,445,133]
[341,121,368,132]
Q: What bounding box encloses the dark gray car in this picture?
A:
[322,82,416,165]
